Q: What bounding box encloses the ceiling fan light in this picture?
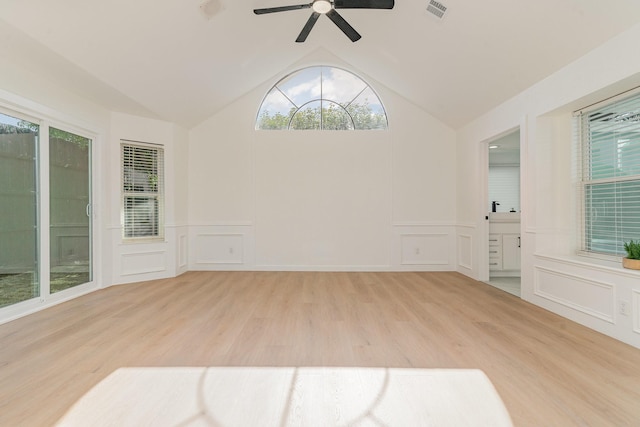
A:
[312,0,332,14]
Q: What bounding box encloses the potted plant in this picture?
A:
[623,239,640,270]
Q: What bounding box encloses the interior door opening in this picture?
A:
[486,129,521,297]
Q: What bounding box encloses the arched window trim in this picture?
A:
[256,66,388,131]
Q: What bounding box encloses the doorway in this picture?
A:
[486,129,521,297]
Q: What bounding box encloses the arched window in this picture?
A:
[256,66,388,130]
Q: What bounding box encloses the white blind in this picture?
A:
[122,142,164,239]
[488,166,520,213]
[576,90,640,257]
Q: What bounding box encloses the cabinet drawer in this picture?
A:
[488,234,501,247]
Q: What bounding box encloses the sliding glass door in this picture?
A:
[0,114,40,308]
[0,112,93,311]
[49,128,92,293]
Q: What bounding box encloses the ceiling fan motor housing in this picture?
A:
[312,0,332,14]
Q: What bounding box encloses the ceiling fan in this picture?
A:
[254,0,394,43]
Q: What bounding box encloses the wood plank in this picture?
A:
[1,271,639,426]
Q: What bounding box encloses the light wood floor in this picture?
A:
[1,271,640,426]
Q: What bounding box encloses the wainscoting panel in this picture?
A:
[189,224,254,270]
[457,234,473,271]
[179,234,187,269]
[534,266,615,323]
[121,250,167,277]
[195,234,244,265]
[392,224,455,271]
[400,233,449,265]
[633,289,640,335]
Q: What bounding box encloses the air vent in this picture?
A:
[427,0,447,19]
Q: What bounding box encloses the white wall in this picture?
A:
[188,54,457,271]
[457,23,640,348]
[254,131,392,269]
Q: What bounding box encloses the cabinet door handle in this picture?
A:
[518,236,521,248]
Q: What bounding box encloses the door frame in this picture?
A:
[0,95,101,325]
[478,124,523,283]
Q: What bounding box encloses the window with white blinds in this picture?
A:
[121,141,164,240]
[576,90,640,257]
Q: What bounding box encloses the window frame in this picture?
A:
[255,66,389,131]
[121,140,165,242]
[576,88,640,260]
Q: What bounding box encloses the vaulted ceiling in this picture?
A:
[1,0,640,129]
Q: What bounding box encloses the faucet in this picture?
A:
[492,201,500,212]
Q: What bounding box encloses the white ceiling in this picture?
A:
[1,0,640,129]
[489,130,520,165]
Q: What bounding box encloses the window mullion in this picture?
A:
[38,124,50,301]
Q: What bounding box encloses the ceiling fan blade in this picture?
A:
[254,3,311,14]
[334,0,394,9]
[326,9,361,42]
[296,12,321,42]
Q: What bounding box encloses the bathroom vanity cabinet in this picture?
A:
[489,214,520,275]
